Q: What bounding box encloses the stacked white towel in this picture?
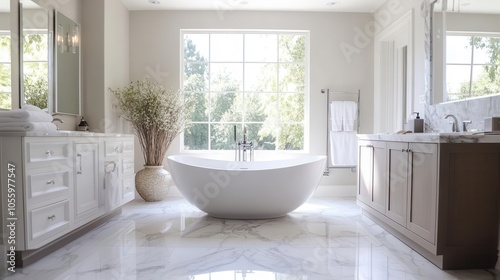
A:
[329,101,357,131]
[0,105,57,132]
[329,131,358,166]
[329,101,344,131]
[328,100,358,166]
[343,101,358,131]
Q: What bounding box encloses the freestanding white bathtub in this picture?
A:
[167,155,326,219]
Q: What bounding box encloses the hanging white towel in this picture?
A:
[329,131,358,166]
[343,101,358,132]
[0,122,57,132]
[105,168,121,211]
[329,101,344,131]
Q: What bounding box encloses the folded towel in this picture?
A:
[343,101,358,131]
[0,122,57,132]
[0,108,53,123]
[329,101,344,131]
[329,131,358,166]
[22,104,43,111]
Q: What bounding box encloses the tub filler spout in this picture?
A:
[234,125,254,161]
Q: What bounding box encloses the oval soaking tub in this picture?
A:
[167,155,326,219]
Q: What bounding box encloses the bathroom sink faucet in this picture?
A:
[52,118,64,130]
[444,114,459,132]
[462,120,472,132]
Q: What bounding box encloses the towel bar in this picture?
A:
[322,89,360,176]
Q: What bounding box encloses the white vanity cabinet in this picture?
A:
[0,133,134,266]
[357,134,500,269]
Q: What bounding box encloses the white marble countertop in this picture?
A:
[0,131,134,137]
[357,132,500,143]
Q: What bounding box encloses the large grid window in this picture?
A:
[0,32,11,109]
[182,31,309,151]
[446,33,500,101]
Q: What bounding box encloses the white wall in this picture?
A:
[82,0,105,132]
[129,10,375,194]
[82,0,129,133]
[0,12,9,30]
[373,0,426,133]
[104,0,129,133]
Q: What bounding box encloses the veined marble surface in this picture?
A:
[0,131,133,137]
[357,132,500,143]
[1,197,497,280]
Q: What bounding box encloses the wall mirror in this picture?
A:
[20,0,52,111]
[0,1,11,109]
[432,0,500,104]
[54,10,80,115]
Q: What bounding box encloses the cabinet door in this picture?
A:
[407,143,438,244]
[75,143,99,221]
[357,140,387,214]
[358,141,373,205]
[371,141,387,213]
[386,142,408,226]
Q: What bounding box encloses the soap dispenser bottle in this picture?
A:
[77,116,89,131]
[410,112,424,133]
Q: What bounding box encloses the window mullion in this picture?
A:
[208,34,212,151]
[469,36,475,97]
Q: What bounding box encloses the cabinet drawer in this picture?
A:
[122,177,135,199]
[122,140,134,155]
[29,200,70,247]
[105,141,122,157]
[122,158,134,174]
[27,168,70,203]
[26,141,68,163]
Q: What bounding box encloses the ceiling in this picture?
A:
[119,0,500,14]
[119,0,387,13]
[1,0,499,15]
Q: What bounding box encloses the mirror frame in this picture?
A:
[53,10,80,115]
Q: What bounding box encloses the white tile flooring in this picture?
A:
[2,196,499,279]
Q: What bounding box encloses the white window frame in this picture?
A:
[180,29,310,153]
[0,31,12,109]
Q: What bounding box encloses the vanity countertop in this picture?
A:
[0,131,134,137]
[357,132,500,143]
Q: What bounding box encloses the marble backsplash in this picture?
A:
[425,94,500,132]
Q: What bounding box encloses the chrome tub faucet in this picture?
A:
[234,125,254,161]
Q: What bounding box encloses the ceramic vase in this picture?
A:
[135,166,172,202]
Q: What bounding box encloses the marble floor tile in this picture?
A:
[2,197,499,280]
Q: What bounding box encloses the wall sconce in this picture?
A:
[57,24,65,53]
[70,24,79,54]
[57,24,79,54]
